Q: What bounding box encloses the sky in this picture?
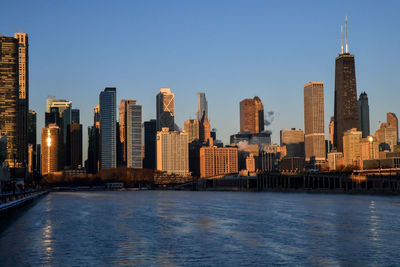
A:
[1,0,400,162]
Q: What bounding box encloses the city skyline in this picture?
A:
[1,1,399,163]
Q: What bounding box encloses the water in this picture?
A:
[0,191,399,266]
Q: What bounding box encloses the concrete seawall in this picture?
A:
[0,191,48,215]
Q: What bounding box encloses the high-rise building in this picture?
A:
[240,96,264,134]
[87,125,99,174]
[41,124,61,175]
[375,123,397,152]
[28,110,37,173]
[184,119,199,143]
[196,92,208,121]
[200,146,238,178]
[143,120,157,169]
[304,81,325,162]
[119,100,127,165]
[156,88,174,131]
[387,112,398,145]
[99,87,116,169]
[358,92,370,138]
[71,109,80,124]
[67,122,82,169]
[280,128,305,158]
[0,36,19,165]
[126,100,142,168]
[199,114,211,145]
[343,128,362,167]
[15,33,29,166]
[334,17,359,152]
[156,128,189,176]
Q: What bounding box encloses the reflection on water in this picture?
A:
[0,191,399,266]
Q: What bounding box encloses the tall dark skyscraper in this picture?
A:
[67,122,82,169]
[0,36,19,165]
[99,87,116,169]
[15,33,29,166]
[143,119,156,169]
[358,92,370,138]
[334,17,359,152]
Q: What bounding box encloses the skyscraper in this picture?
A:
[156,128,189,176]
[67,122,82,169]
[15,33,29,165]
[196,92,208,121]
[240,96,264,134]
[126,100,142,168]
[0,36,19,164]
[184,119,200,143]
[387,112,398,145]
[99,87,116,169]
[143,120,157,169]
[199,114,211,145]
[304,81,325,162]
[156,88,174,131]
[41,124,61,175]
[119,100,127,165]
[358,92,370,138]
[334,17,359,152]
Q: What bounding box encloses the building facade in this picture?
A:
[196,92,208,121]
[156,128,189,176]
[41,124,61,175]
[240,96,264,134]
[156,88,174,131]
[15,33,29,165]
[143,120,157,169]
[358,92,370,138]
[343,128,362,167]
[0,36,19,165]
[280,128,305,158]
[184,119,199,143]
[304,81,325,162]
[99,87,116,169]
[387,112,398,145]
[375,123,397,152]
[67,122,82,169]
[126,100,142,168]
[199,146,238,178]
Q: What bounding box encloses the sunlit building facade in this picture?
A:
[156,128,189,176]
[126,100,142,168]
[41,124,61,175]
[200,146,238,178]
[240,96,264,134]
[304,81,325,162]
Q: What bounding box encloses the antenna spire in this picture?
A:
[345,16,349,53]
[341,25,344,54]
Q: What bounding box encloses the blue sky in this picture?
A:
[2,0,399,161]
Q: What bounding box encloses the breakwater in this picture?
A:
[177,173,400,194]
